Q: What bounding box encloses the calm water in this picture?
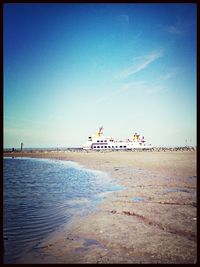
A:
[3,157,124,263]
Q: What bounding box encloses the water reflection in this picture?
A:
[3,157,124,263]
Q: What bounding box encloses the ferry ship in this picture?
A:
[82,126,152,150]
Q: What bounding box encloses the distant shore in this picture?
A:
[3,145,197,154]
[4,150,197,264]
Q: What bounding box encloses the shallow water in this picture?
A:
[131,197,145,202]
[3,157,124,263]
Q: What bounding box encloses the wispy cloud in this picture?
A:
[133,31,142,42]
[156,16,194,37]
[96,58,178,104]
[118,14,130,26]
[167,25,182,35]
[160,69,177,81]
[166,17,189,36]
[144,68,178,95]
[118,80,165,95]
[115,50,163,80]
[96,67,178,104]
[118,67,178,96]
[145,85,166,95]
[119,80,146,92]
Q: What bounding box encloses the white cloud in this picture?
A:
[160,69,177,81]
[166,17,187,36]
[115,50,163,80]
[118,14,130,26]
[118,67,177,96]
[95,81,145,104]
[145,85,166,95]
[167,25,182,35]
[120,81,166,95]
[96,57,177,104]
[144,68,178,95]
[133,31,142,42]
[155,68,178,85]
[156,16,194,37]
[120,80,146,92]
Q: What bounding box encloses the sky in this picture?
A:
[4,3,196,148]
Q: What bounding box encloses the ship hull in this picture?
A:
[82,140,152,150]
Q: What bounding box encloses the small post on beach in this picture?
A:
[21,142,24,152]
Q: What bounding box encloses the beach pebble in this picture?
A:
[111,210,117,214]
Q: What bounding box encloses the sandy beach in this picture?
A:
[4,150,197,264]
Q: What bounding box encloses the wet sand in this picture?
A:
[4,151,197,263]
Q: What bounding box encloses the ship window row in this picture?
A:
[93,145,127,149]
[97,140,107,143]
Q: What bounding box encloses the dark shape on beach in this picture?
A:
[188,176,196,179]
[111,210,117,214]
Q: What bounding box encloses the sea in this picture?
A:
[3,157,124,263]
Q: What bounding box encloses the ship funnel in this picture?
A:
[97,126,104,137]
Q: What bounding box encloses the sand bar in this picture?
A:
[4,151,197,263]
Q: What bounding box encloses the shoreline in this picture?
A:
[3,146,197,154]
[4,151,197,263]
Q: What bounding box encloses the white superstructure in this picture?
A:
[82,126,152,150]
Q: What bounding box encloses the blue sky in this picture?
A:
[4,3,196,148]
